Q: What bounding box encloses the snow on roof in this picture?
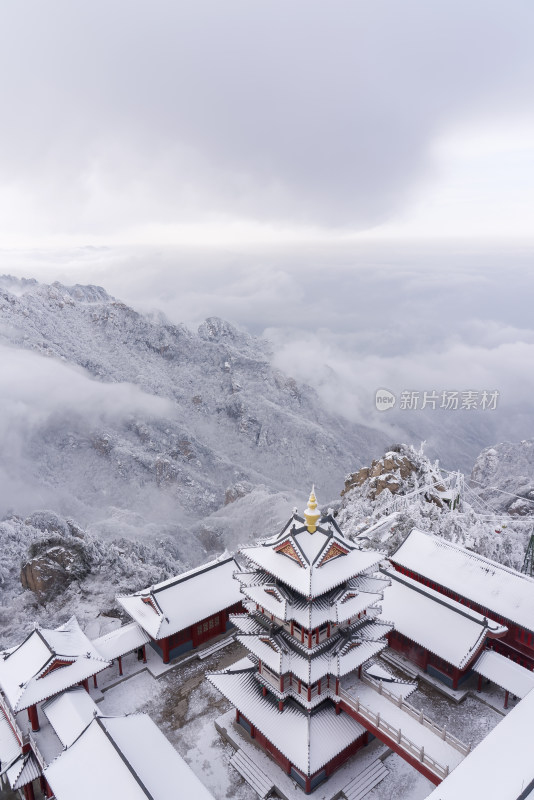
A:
[241,514,384,599]
[240,577,383,629]
[0,617,110,712]
[92,622,150,662]
[6,753,41,790]
[0,708,22,766]
[379,569,506,670]
[364,663,418,699]
[117,556,242,640]
[234,617,388,683]
[473,650,534,699]
[44,714,214,800]
[208,663,365,775]
[391,529,534,632]
[425,687,534,800]
[43,687,99,748]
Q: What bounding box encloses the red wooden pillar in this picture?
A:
[335,702,341,715]
[262,686,268,696]
[327,623,331,637]
[280,675,284,692]
[161,638,170,665]
[317,679,321,695]
[335,677,340,695]
[307,684,312,702]
[315,628,319,644]
[298,679,301,694]
[504,690,509,709]
[290,621,294,636]
[93,674,98,689]
[44,781,54,799]
[278,700,284,712]
[235,709,240,722]
[118,656,123,676]
[258,660,262,672]
[327,675,330,688]
[23,783,35,800]
[301,628,305,644]
[305,776,311,793]
[308,630,312,648]
[477,674,483,692]
[27,704,39,732]
[142,645,147,663]
[82,678,90,693]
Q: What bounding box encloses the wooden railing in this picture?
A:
[28,731,47,771]
[338,688,451,781]
[358,673,470,756]
[0,694,25,745]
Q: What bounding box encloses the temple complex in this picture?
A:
[208,491,468,792]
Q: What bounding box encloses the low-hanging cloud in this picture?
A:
[0,344,175,517]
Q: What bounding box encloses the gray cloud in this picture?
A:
[0,1,533,235]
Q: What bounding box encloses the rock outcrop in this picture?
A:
[342,446,418,500]
[21,542,90,598]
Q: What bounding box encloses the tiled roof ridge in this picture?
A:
[402,530,534,584]
[95,716,156,800]
[381,567,501,630]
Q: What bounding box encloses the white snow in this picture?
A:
[92,622,149,661]
[425,687,534,800]
[44,714,215,800]
[391,529,534,632]
[0,616,110,711]
[473,650,534,699]
[118,557,242,640]
[42,686,99,747]
[242,518,383,598]
[379,569,506,669]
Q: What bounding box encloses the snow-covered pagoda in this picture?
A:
[208,490,392,793]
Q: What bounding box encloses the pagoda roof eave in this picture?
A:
[240,546,384,600]
[207,663,365,775]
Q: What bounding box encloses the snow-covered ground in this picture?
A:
[91,639,511,800]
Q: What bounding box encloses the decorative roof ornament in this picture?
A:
[303,487,321,533]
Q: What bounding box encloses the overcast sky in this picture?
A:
[1,1,534,469]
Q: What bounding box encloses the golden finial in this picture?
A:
[304,486,321,533]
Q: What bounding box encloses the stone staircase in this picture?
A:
[230,747,274,798]
[341,759,389,800]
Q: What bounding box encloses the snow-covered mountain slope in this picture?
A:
[470,440,534,516]
[337,443,532,571]
[0,509,187,649]
[0,276,389,545]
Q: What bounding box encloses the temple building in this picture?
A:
[379,567,507,689]
[118,556,244,663]
[208,490,395,793]
[389,529,534,670]
[43,688,214,800]
[0,616,110,736]
[0,625,216,800]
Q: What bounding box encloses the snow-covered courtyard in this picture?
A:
[90,638,510,800]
